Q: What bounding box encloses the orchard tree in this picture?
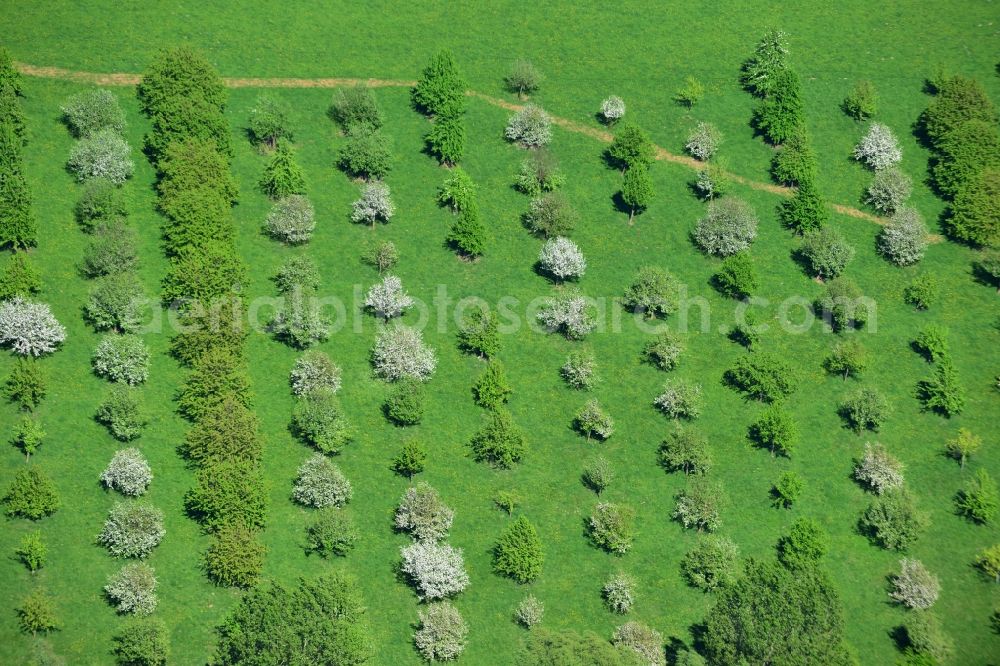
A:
[903,274,939,310]
[0,297,65,356]
[839,388,891,433]
[725,351,797,402]
[98,501,165,557]
[859,488,927,551]
[693,196,758,256]
[112,619,170,666]
[384,377,425,426]
[3,357,47,411]
[602,572,636,614]
[513,150,565,196]
[85,272,148,333]
[589,502,636,554]
[266,195,315,244]
[740,29,790,96]
[425,112,465,165]
[537,289,597,339]
[777,518,829,569]
[853,122,902,170]
[338,125,393,180]
[654,379,703,419]
[890,558,940,610]
[457,308,500,358]
[0,252,41,300]
[600,96,626,124]
[290,350,343,397]
[772,471,804,508]
[292,454,352,509]
[371,325,437,382]
[66,129,135,184]
[685,122,721,161]
[779,179,828,234]
[714,252,758,299]
[105,562,158,615]
[362,239,399,273]
[3,466,60,519]
[10,416,43,460]
[607,123,654,173]
[621,166,654,224]
[918,358,965,416]
[414,603,468,662]
[842,80,878,120]
[538,236,586,281]
[15,531,46,573]
[392,440,427,479]
[505,104,552,147]
[865,167,912,214]
[946,428,982,468]
[582,456,614,494]
[878,207,928,266]
[514,595,544,628]
[400,540,470,600]
[622,266,677,318]
[330,84,384,132]
[100,448,153,496]
[473,360,512,410]
[17,587,59,636]
[562,348,598,389]
[956,468,999,524]
[305,508,358,558]
[504,59,542,99]
[470,408,527,468]
[975,544,1000,583]
[750,405,799,457]
[659,424,711,475]
[752,67,804,144]
[493,515,544,583]
[673,480,723,532]
[292,388,353,454]
[816,278,872,332]
[675,76,704,107]
[350,180,395,227]
[799,227,854,279]
[681,536,740,591]
[823,338,868,380]
[437,167,476,212]
[247,94,292,149]
[644,330,684,371]
[612,622,665,666]
[92,334,150,385]
[574,399,614,440]
[523,191,577,237]
[412,50,467,117]
[395,482,454,542]
[364,274,413,320]
[854,442,905,495]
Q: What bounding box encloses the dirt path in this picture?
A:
[19,61,939,239]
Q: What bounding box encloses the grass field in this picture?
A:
[1,2,999,664]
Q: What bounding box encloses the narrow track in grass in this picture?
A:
[19,61,944,240]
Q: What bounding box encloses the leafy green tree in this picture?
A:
[582,456,615,495]
[504,59,542,99]
[136,46,227,116]
[932,119,1000,198]
[675,76,704,107]
[0,252,40,300]
[493,515,544,583]
[292,387,353,454]
[913,324,949,363]
[823,339,868,380]
[412,50,467,117]
[425,112,465,165]
[779,179,828,234]
[740,29,790,96]
[305,508,358,558]
[384,377,425,426]
[16,530,46,572]
[204,524,266,588]
[182,397,260,465]
[816,278,871,332]
[248,94,292,149]
[607,123,655,173]
[770,127,817,186]
[185,460,267,532]
[11,415,43,460]
[903,274,939,310]
[750,405,799,457]
[918,358,966,417]
[947,167,999,247]
[3,357,46,411]
[447,202,487,257]
[777,518,829,568]
[673,479,724,532]
[3,467,59,519]
[457,308,500,358]
[975,544,1000,583]
[589,501,637,553]
[772,471,804,508]
[517,628,640,665]
[622,266,677,318]
[902,610,953,664]
[176,347,252,420]
[859,488,927,551]
[0,47,24,96]
[437,166,476,213]
[17,587,59,636]
[473,359,513,410]
[0,121,22,172]
[523,191,577,238]
[704,559,854,665]
[259,142,306,199]
[513,150,565,196]
[0,169,37,249]
[330,84,384,132]
[714,252,758,299]
[75,176,127,229]
[956,468,999,524]
[920,74,998,144]
[946,428,982,468]
[621,166,654,224]
[157,138,237,206]
[213,573,374,665]
[658,424,711,475]
[112,618,170,666]
[338,125,393,180]
[725,351,797,402]
[842,80,878,120]
[680,536,740,591]
[574,399,614,441]
[752,67,805,144]
[0,86,27,140]
[644,330,684,371]
[392,440,427,479]
[839,388,891,433]
[470,408,527,468]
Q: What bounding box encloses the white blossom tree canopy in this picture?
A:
[0,297,67,356]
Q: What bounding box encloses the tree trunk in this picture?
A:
[628,208,635,225]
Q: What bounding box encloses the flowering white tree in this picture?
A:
[538,237,586,281]
[603,572,636,614]
[865,167,912,214]
[266,195,315,244]
[98,502,165,558]
[877,208,928,266]
[854,442,904,494]
[67,129,134,184]
[414,602,468,662]
[364,274,414,320]
[92,334,150,385]
[505,104,552,147]
[600,96,626,124]
[613,621,665,666]
[400,540,470,600]
[350,181,395,227]
[290,350,342,396]
[654,380,703,419]
[890,558,940,610]
[100,448,152,497]
[514,595,544,628]
[0,297,67,356]
[292,454,352,508]
[537,290,596,339]
[693,197,758,256]
[685,122,722,161]
[104,563,157,615]
[853,122,902,170]
[395,482,455,542]
[372,325,437,381]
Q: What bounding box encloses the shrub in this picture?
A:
[385,377,425,425]
[865,167,912,214]
[644,330,684,371]
[247,94,291,148]
[600,95,626,123]
[515,595,544,628]
[513,150,565,196]
[305,508,358,557]
[725,351,797,402]
[3,467,60,519]
[16,587,59,636]
[437,167,477,212]
[396,482,454,542]
[473,360,512,410]
[778,179,828,234]
[292,389,353,454]
[0,297,67,356]
[3,357,46,411]
[903,274,939,310]
[364,274,413,320]
[537,289,596,339]
[447,202,488,257]
[659,424,710,475]
[392,441,427,479]
[259,143,306,199]
[713,252,758,299]
[470,408,527,468]
[956,468,999,524]
[0,169,37,250]
[976,248,1000,290]
[273,256,319,295]
[264,194,315,244]
[913,324,949,362]
[853,122,901,170]
[362,239,399,273]
[770,128,817,186]
[330,84,383,131]
[112,619,169,666]
[749,405,798,457]
[728,310,763,349]
[574,399,614,440]
[10,415,43,460]
[602,572,636,614]
[493,489,520,515]
[457,308,500,358]
[185,461,267,532]
[842,80,878,120]
[67,129,134,184]
[740,29,789,96]
[589,502,636,554]
[400,540,470,600]
[799,227,854,279]
[0,252,40,300]
[204,525,265,588]
[372,325,437,381]
[607,123,655,172]
[612,622,665,666]
[693,197,758,256]
[854,443,904,494]
[412,50,467,117]
[269,290,331,349]
[777,517,829,569]
[859,488,927,551]
[92,334,149,385]
[98,502,165,558]
[772,471,804,508]
[840,388,891,433]
[16,531,46,572]
[561,348,598,389]
[538,236,586,281]
[105,563,157,615]
[524,191,577,238]
[61,89,126,138]
[693,161,731,200]
[85,272,148,333]
[681,536,739,591]
[903,611,953,664]
[685,122,721,161]
[414,602,468,662]
[582,456,614,494]
[675,76,704,107]
[622,266,678,318]
[878,207,928,266]
[948,168,1000,246]
[350,180,395,227]
[101,448,152,497]
[918,358,966,416]
[890,559,940,610]
[505,59,542,98]
[816,278,871,331]
[505,103,552,147]
[81,220,138,277]
[292,454,352,509]
[654,379,703,419]
[338,125,393,180]
[976,544,1000,583]
[494,515,544,583]
[751,67,804,144]
[945,428,981,468]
